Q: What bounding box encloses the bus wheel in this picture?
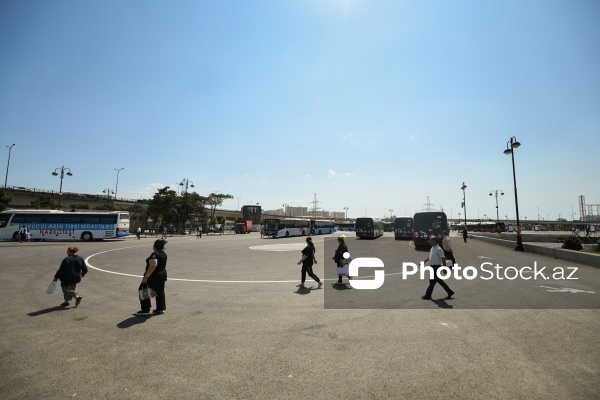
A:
[12,232,19,241]
[81,232,94,242]
[285,231,290,238]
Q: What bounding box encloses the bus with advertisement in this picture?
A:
[0,209,130,241]
[394,216,414,240]
[336,221,355,232]
[413,211,448,249]
[465,221,506,233]
[355,217,384,239]
[263,218,311,238]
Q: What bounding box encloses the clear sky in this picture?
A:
[1,0,598,221]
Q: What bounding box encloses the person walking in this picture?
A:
[442,230,456,268]
[136,239,168,316]
[53,246,87,307]
[198,226,202,238]
[421,236,454,300]
[462,228,468,243]
[136,226,142,240]
[296,237,322,289]
[333,234,351,285]
[19,225,28,243]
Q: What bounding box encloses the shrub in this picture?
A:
[562,236,582,251]
[595,241,600,253]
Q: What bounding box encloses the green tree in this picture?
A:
[0,188,12,211]
[147,187,181,229]
[94,202,115,211]
[30,195,56,210]
[206,192,233,223]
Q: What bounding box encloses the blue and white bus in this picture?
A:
[311,219,336,235]
[336,221,355,231]
[0,210,130,241]
[263,218,311,238]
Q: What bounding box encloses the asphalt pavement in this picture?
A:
[1,232,598,399]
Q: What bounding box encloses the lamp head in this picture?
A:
[511,140,521,148]
[66,172,73,176]
[501,191,504,195]
[503,148,512,155]
[52,172,58,176]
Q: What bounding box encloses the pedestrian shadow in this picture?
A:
[117,315,151,329]
[331,283,352,291]
[431,299,454,309]
[294,286,317,295]
[27,306,70,316]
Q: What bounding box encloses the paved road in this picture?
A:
[1,232,599,399]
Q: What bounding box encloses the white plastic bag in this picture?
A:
[138,286,157,301]
[46,282,57,294]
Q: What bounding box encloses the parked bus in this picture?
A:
[0,209,130,241]
[465,221,506,233]
[263,218,310,238]
[336,221,355,231]
[394,216,413,240]
[355,217,384,239]
[311,219,336,235]
[384,222,394,232]
[413,212,448,249]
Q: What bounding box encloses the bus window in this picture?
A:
[0,213,12,228]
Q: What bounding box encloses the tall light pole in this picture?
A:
[236,196,241,210]
[570,206,574,221]
[389,209,393,222]
[503,136,525,251]
[489,190,504,223]
[537,206,540,221]
[114,168,124,200]
[4,144,15,189]
[461,182,467,229]
[52,166,73,210]
[344,207,349,219]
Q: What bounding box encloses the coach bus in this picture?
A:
[0,209,130,241]
[355,217,384,239]
[263,218,311,238]
[311,219,336,235]
[336,221,355,231]
[413,211,448,249]
[394,216,413,240]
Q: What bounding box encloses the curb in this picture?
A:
[471,235,600,269]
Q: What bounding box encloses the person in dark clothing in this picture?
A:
[333,234,351,284]
[296,237,322,289]
[53,246,88,307]
[462,228,468,243]
[136,239,168,316]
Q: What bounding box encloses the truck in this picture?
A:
[234,219,253,234]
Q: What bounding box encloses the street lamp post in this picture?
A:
[503,136,525,251]
[461,182,467,229]
[114,168,124,200]
[489,190,504,223]
[179,179,195,234]
[4,144,15,189]
[102,188,114,201]
[389,209,393,222]
[52,166,73,210]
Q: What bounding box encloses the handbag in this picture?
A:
[138,286,157,301]
[46,282,57,294]
[337,266,349,276]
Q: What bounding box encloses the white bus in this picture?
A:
[263,218,310,238]
[0,209,130,241]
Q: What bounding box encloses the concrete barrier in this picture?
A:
[471,235,600,269]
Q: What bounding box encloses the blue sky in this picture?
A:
[1,0,598,221]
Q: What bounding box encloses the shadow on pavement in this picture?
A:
[27,306,70,316]
[331,283,352,291]
[117,315,151,329]
[431,299,454,309]
[294,286,318,295]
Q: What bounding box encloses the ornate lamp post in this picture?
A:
[503,136,525,251]
[102,188,114,201]
[52,166,73,210]
[179,179,195,234]
[4,144,15,189]
[489,190,504,223]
